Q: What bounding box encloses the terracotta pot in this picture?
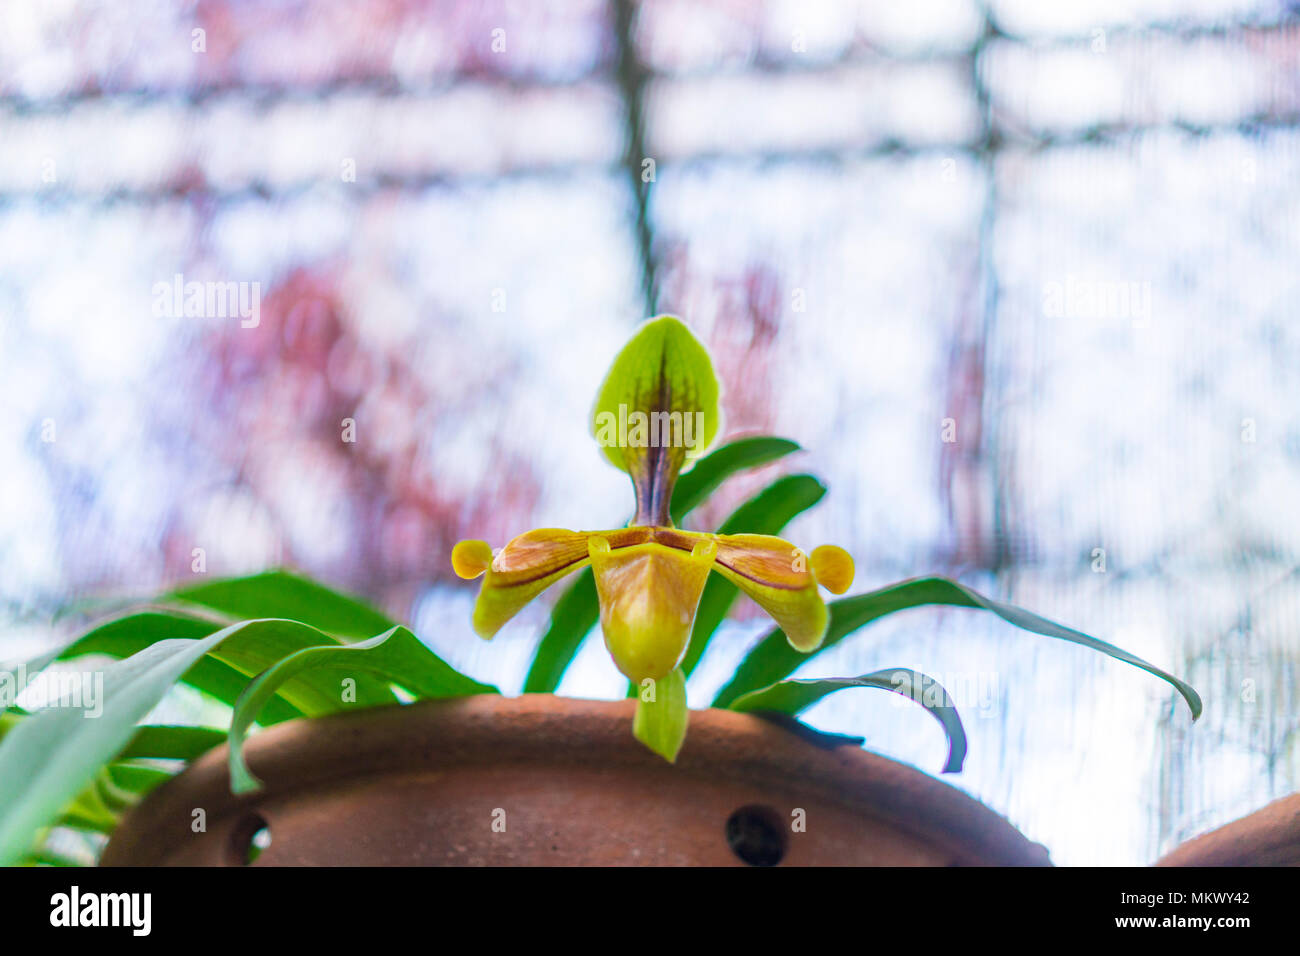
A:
[1156,794,1300,866]
[101,695,1050,866]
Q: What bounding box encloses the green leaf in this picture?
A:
[228,626,498,793]
[713,576,1203,720]
[0,631,224,863]
[632,667,689,763]
[592,315,721,473]
[670,436,801,524]
[58,609,397,718]
[0,709,22,741]
[56,777,120,833]
[119,724,227,761]
[171,569,396,641]
[521,568,599,694]
[729,669,969,774]
[0,618,384,865]
[51,761,173,835]
[91,765,139,814]
[678,473,827,679]
[50,611,303,723]
[106,763,174,796]
[20,849,85,867]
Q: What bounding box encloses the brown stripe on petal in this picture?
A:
[651,528,706,553]
[603,527,655,549]
[491,527,657,587]
[629,362,688,527]
[712,534,814,592]
[490,529,591,580]
[709,536,831,652]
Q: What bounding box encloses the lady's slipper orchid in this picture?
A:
[452,316,855,687]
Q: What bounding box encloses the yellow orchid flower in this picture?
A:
[453,526,853,684]
[452,315,853,692]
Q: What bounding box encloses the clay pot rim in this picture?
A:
[102,694,1051,866]
[1156,792,1300,866]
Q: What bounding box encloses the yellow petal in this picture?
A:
[467,527,653,639]
[589,535,717,682]
[451,540,493,579]
[810,544,855,594]
[469,529,593,639]
[711,533,831,652]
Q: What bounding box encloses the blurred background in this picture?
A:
[3,0,1300,865]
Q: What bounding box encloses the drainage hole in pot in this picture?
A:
[228,814,272,866]
[725,805,787,867]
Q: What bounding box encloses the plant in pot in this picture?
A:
[0,316,1201,867]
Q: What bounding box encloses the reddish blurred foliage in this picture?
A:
[186,0,612,91]
[161,265,541,612]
